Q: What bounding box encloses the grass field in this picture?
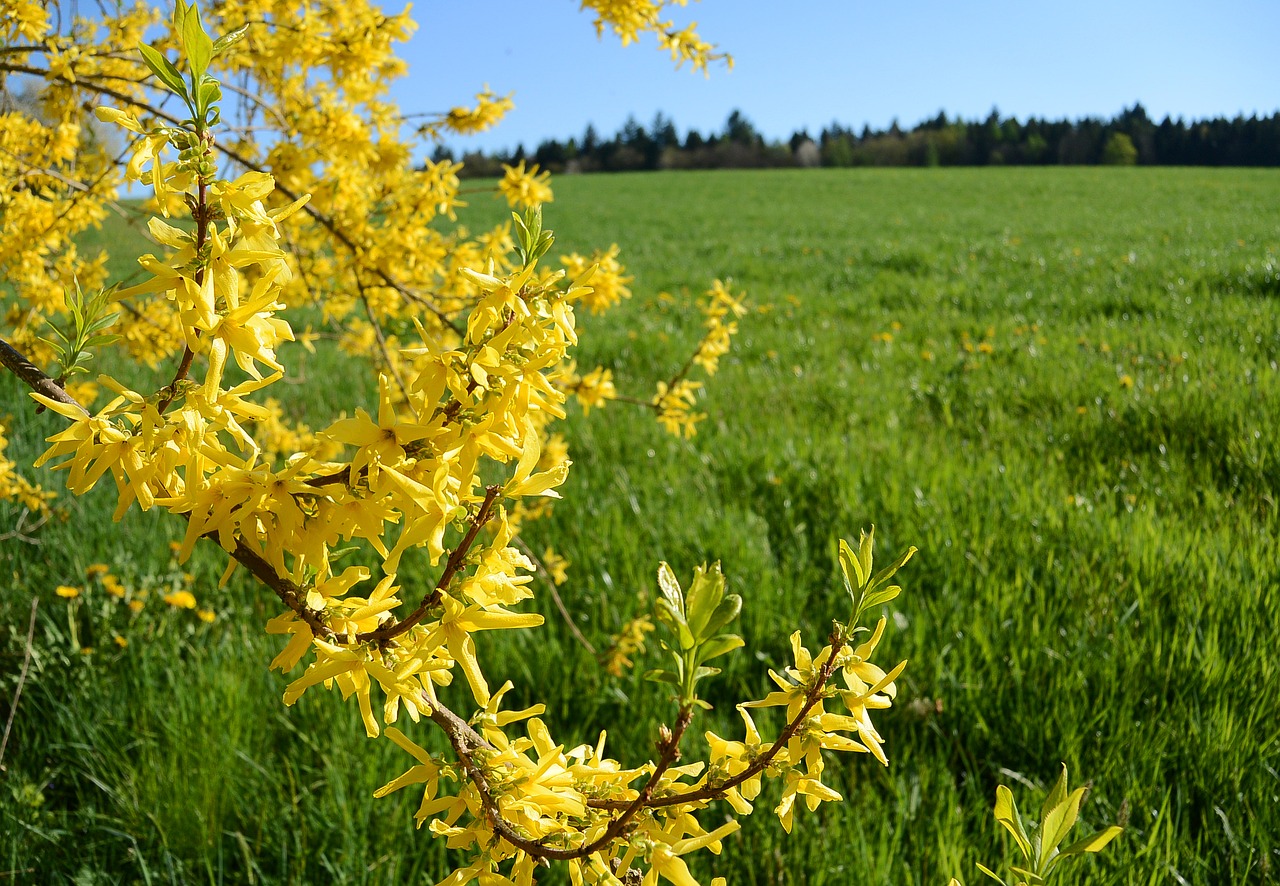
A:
[3,167,1279,884]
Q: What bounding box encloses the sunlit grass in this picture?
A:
[3,167,1278,884]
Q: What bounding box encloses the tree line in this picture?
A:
[444,104,1280,174]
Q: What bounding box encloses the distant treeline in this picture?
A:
[444,104,1280,174]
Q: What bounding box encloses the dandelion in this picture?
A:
[164,590,197,609]
[1120,374,1134,389]
[86,563,110,577]
[55,585,80,598]
[113,635,128,648]
[197,609,217,623]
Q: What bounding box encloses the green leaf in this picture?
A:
[195,76,221,116]
[974,863,1007,885]
[838,537,866,592]
[1041,786,1086,865]
[171,0,191,34]
[138,43,189,99]
[994,785,1033,860]
[857,526,875,584]
[696,633,743,662]
[654,597,683,632]
[867,544,917,592]
[1040,764,1069,825]
[183,4,214,82]
[701,593,742,638]
[644,668,680,685]
[861,584,902,611]
[685,561,724,640]
[211,23,250,57]
[656,562,684,613]
[85,334,123,348]
[692,665,720,681]
[1057,826,1123,859]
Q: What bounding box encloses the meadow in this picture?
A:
[2,166,1278,884]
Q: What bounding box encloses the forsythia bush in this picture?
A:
[0,2,1119,884]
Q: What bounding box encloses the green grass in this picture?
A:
[3,167,1279,884]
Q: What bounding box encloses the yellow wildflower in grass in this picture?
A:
[102,575,125,597]
[86,563,110,577]
[113,635,128,648]
[1120,374,1135,389]
[197,609,216,623]
[127,599,144,614]
[163,590,197,609]
[55,584,81,598]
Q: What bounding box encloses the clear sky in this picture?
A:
[387,1,1280,154]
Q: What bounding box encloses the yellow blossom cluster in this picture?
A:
[0,5,912,885]
[690,279,746,375]
[580,0,732,73]
[499,160,555,209]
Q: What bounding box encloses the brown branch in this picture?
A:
[155,171,211,414]
[355,484,501,644]
[228,537,333,639]
[0,338,86,413]
[431,688,696,862]
[0,597,39,771]
[589,631,847,812]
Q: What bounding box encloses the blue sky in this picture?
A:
[388,1,1280,154]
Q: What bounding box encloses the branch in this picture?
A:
[589,631,847,811]
[432,689,696,862]
[0,597,39,771]
[511,535,596,656]
[355,484,501,644]
[0,61,464,335]
[0,338,86,413]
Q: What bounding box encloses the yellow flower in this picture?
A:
[197,609,216,623]
[643,822,740,886]
[499,160,554,209]
[541,548,570,586]
[113,635,128,648]
[128,599,144,614]
[55,584,81,598]
[86,563,110,577]
[164,590,197,609]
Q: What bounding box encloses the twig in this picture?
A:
[0,61,464,335]
[0,339,86,412]
[588,629,847,811]
[357,279,411,403]
[0,597,40,771]
[511,535,596,655]
[0,508,51,544]
[356,485,501,644]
